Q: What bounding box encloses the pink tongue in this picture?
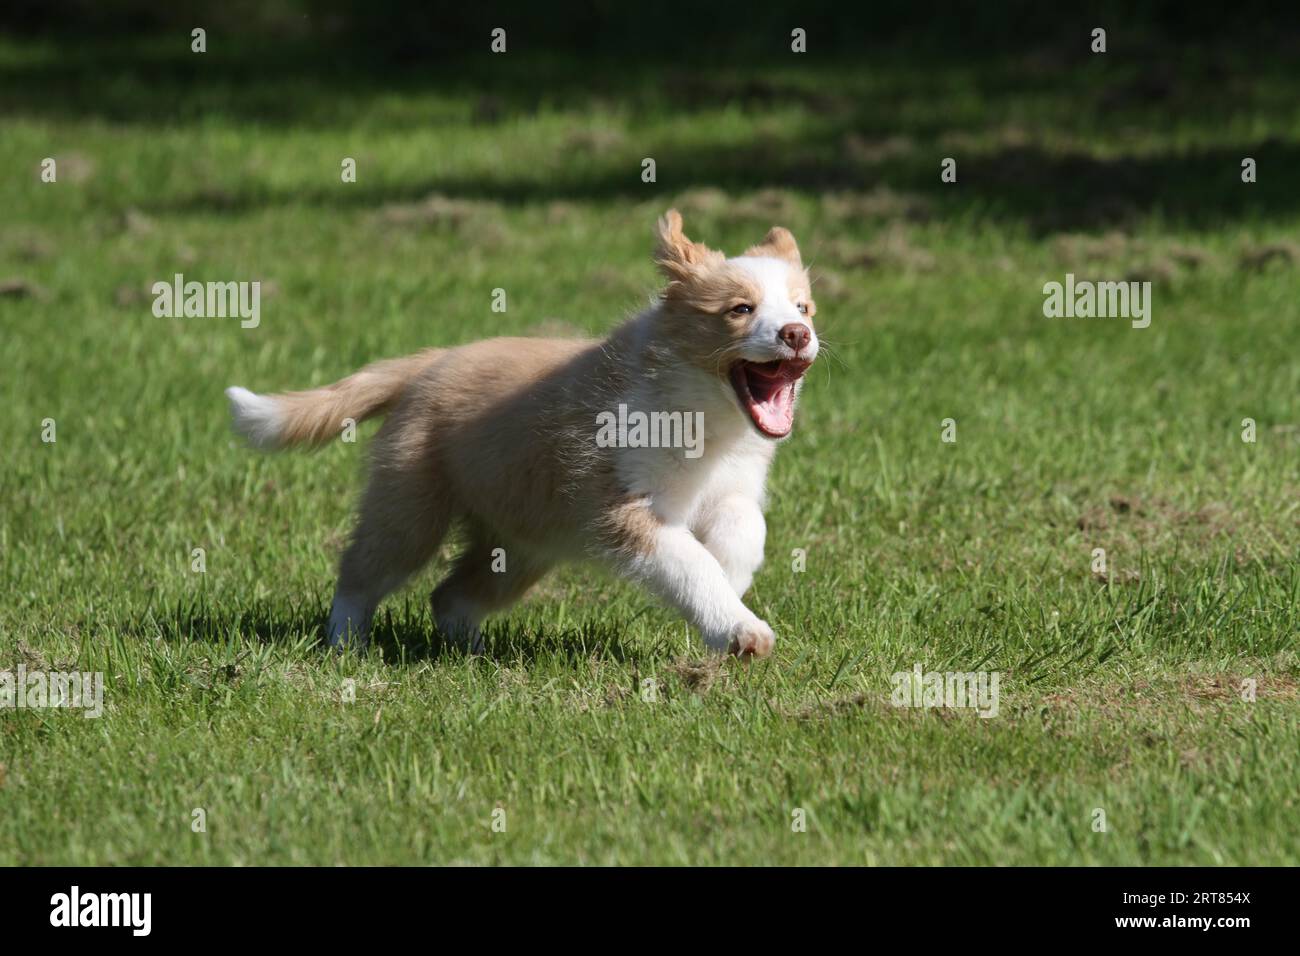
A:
[753,384,794,434]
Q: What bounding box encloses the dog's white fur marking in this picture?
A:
[226,211,817,659]
[694,493,767,595]
[327,592,372,649]
[626,523,765,650]
[729,256,819,364]
[224,386,283,450]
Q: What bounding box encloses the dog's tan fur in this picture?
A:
[226,210,819,657]
[270,349,446,446]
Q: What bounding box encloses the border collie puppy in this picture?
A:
[226,210,818,657]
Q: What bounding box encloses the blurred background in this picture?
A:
[4,1,1299,240]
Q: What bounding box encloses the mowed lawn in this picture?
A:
[1,36,1298,864]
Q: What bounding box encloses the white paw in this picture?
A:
[727,618,775,659]
[327,594,372,651]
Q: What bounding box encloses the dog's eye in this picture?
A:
[797,303,809,315]
[731,304,753,314]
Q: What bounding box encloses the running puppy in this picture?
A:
[225,210,818,657]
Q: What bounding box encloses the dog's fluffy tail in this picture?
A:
[225,348,443,450]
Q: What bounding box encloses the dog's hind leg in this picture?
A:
[431,529,552,653]
[328,461,453,651]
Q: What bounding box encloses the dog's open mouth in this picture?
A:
[729,359,811,438]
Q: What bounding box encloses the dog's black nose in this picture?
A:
[779,323,811,353]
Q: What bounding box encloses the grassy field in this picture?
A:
[1,31,1298,865]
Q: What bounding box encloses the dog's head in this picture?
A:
[653,209,818,439]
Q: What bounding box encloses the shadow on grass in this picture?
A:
[6,35,1300,231]
[127,595,648,667]
[127,137,1300,235]
[7,6,1300,128]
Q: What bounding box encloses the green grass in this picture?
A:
[1,35,1298,865]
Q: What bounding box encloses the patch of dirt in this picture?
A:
[376,193,496,231]
[1075,495,1236,535]
[1075,496,1244,581]
[114,284,150,307]
[1166,243,1214,270]
[666,656,726,695]
[601,682,633,707]
[0,278,49,301]
[1052,230,1132,263]
[1124,257,1177,284]
[544,201,576,224]
[116,208,155,236]
[717,188,801,226]
[1052,232,1218,282]
[939,124,1033,153]
[1050,234,1222,282]
[1182,673,1299,702]
[1,230,54,262]
[1238,241,1299,273]
[790,689,990,723]
[840,133,914,165]
[822,224,936,273]
[789,692,882,720]
[1036,673,1298,728]
[3,640,61,671]
[1076,500,1118,531]
[820,188,930,224]
[790,692,868,718]
[562,126,627,155]
[674,187,730,216]
[43,151,95,183]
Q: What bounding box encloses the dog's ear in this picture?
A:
[655,209,721,281]
[745,226,803,268]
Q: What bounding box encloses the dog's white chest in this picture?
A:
[620,427,772,527]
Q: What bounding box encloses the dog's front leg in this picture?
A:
[607,507,774,656]
[694,494,766,596]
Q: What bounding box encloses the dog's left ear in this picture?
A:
[746,226,803,268]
